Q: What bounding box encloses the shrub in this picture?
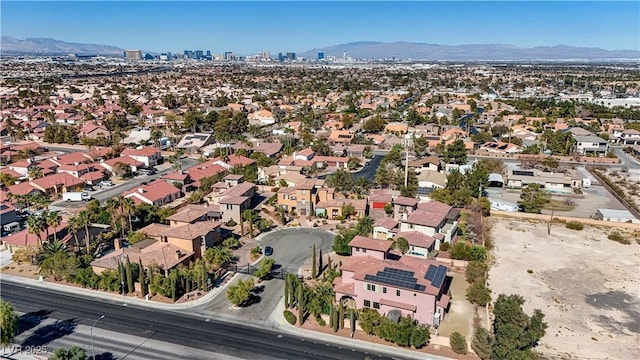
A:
[227,219,237,227]
[565,221,584,231]
[450,331,468,354]
[284,310,297,325]
[527,269,534,274]
[608,231,630,245]
[439,242,450,252]
[317,316,326,326]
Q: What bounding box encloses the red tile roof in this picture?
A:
[123,180,181,204]
[121,146,160,157]
[30,172,85,190]
[8,182,41,195]
[349,235,394,252]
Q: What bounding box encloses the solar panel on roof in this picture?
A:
[432,266,447,288]
[425,265,438,281]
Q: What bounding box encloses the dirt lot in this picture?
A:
[489,219,640,360]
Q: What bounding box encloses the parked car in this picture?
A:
[99,180,114,187]
[139,168,156,175]
[264,246,273,256]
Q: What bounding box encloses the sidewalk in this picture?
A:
[268,297,454,360]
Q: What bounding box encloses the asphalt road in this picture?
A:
[353,155,383,182]
[51,158,198,210]
[2,281,412,360]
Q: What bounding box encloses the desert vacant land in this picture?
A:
[489,219,640,360]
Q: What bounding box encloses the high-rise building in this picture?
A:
[317,52,325,60]
[286,52,296,61]
[224,52,234,60]
[124,50,143,60]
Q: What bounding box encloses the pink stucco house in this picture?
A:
[333,235,451,326]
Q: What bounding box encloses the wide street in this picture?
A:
[1,280,417,360]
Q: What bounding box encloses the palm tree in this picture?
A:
[67,215,82,250]
[45,211,62,243]
[26,214,46,247]
[242,210,256,239]
[27,167,43,180]
[105,197,121,236]
[77,210,91,254]
[37,240,67,263]
[121,197,136,233]
[204,246,234,270]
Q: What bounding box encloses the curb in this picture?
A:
[1,272,239,311]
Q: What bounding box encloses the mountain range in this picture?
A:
[1,37,639,61]
[302,41,640,61]
[1,36,125,56]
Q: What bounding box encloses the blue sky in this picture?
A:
[2,1,639,54]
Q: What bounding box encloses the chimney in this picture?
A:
[175,250,181,260]
[138,188,145,193]
[114,238,121,251]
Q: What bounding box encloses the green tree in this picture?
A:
[362,116,386,133]
[49,346,88,360]
[410,325,430,349]
[26,213,46,247]
[297,282,305,325]
[518,183,551,214]
[355,216,374,236]
[27,167,44,180]
[383,203,394,215]
[341,203,356,219]
[46,210,62,243]
[0,172,17,188]
[450,331,468,354]
[492,294,548,360]
[332,231,355,255]
[443,139,468,165]
[242,209,256,238]
[466,260,489,284]
[226,278,255,306]
[139,258,147,297]
[472,327,494,360]
[393,237,409,254]
[466,282,492,306]
[0,300,18,346]
[253,258,276,280]
[311,244,317,279]
[125,256,134,294]
[77,210,92,254]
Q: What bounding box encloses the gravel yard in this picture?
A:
[489,219,640,360]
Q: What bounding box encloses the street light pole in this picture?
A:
[91,315,105,360]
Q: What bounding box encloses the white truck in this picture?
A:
[63,192,92,202]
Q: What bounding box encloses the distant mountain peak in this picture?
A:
[302,41,640,61]
[0,36,125,56]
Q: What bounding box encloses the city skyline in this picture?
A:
[2,1,639,55]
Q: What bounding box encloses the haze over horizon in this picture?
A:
[2,1,639,54]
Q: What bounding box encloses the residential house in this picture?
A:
[332,237,451,326]
[417,171,447,199]
[277,178,316,216]
[408,156,441,172]
[208,176,256,224]
[100,156,144,175]
[384,122,409,135]
[370,192,393,210]
[506,169,580,194]
[30,172,85,195]
[123,180,183,206]
[80,122,111,140]
[0,202,19,227]
[393,196,419,220]
[394,231,436,258]
[479,141,522,154]
[122,146,162,167]
[161,171,194,190]
[328,130,354,145]
[399,201,460,248]
[2,222,71,252]
[373,217,399,240]
[91,238,194,275]
[315,197,367,220]
[176,133,215,153]
[574,135,609,156]
[619,129,640,145]
[248,109,275,126]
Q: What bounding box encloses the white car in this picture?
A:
[99,180,114,187]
